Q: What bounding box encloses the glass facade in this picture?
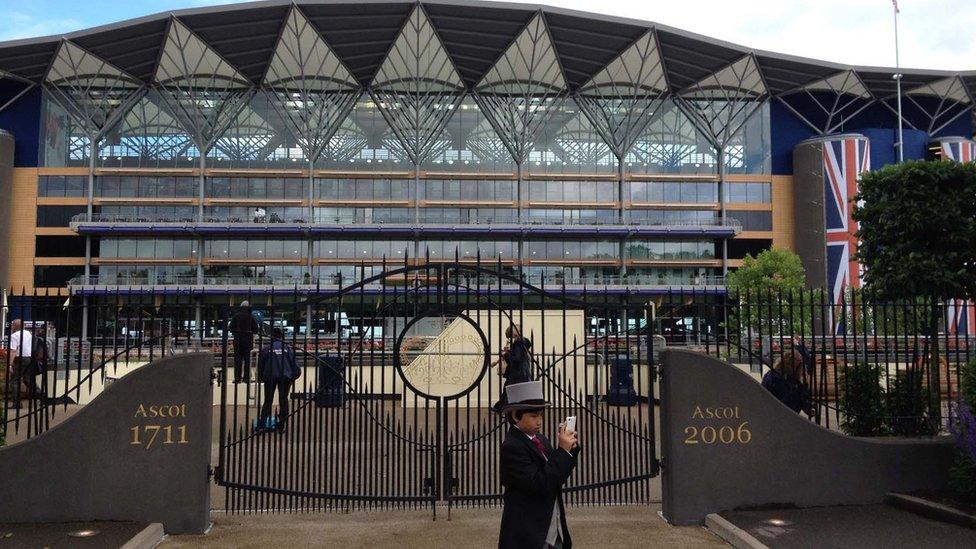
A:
[32,7,778,292]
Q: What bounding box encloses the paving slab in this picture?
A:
[0,521,148,549]
[162,504,722,548]
[720,504,976,549]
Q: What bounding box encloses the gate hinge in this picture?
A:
[209,465,221,481]
[210,368,223,386]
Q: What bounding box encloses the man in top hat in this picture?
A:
[498,381,580,549]
[230,300,260,383]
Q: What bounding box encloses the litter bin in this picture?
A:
[315,354,345,407]
[605,357,638,406]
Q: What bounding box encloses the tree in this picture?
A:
[726,247,807,345]
[854,159,976,424]
[726,247,805,295]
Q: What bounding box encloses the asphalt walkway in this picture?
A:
[162,504,723,548]
[721,504,976,549]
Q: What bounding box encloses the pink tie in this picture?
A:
[531,436,547,457]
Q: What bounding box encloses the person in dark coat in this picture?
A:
[491,324,535,412]
[498,381,580,549]
[257,327,301,433]
[230,300,260,383]
[761,350,813,416]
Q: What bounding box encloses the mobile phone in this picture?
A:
[565,416,577,433]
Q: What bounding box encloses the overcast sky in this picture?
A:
[1,0,974,71]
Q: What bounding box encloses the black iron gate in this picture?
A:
[214,262,659,513]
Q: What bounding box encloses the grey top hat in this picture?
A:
[502,381,549,413]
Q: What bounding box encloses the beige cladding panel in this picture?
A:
[0,132,11,290]
[771,175,795,250]
[7,167,38,291]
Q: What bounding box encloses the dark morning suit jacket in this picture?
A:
[498,425,581,549]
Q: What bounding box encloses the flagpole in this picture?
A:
[893,0,904,162]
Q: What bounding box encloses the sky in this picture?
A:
[0,0,974,71]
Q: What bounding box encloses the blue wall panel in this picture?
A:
[770,100,816,175]
[931,111,974,139]
[0,82,41,167]
[860,128,928,169]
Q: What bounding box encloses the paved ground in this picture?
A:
[721,504,976,549]
[162,504,722,548]
[0,521,146,548]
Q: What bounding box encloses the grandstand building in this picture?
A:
[0,0,972,307]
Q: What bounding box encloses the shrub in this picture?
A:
[886,368,937,436]
[839,362,888,436]
[949,401,976,497]
[960,357,976,410]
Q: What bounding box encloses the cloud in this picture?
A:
[0,12,85,41]
[1,0,972,72]
[504,0,976,71]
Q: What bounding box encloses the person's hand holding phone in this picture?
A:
[557,423,577,452]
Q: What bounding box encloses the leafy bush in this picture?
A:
[886,368,937,436]
[960,357,976,410]
[839,362,888,436]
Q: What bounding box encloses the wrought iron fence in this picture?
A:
[3,276,968,513]
[4,284,966,442]
[674,288,973,435]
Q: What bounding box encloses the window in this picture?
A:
[725,182,771,204]
[36,206,86,227]
[38,175,86,197]
[727,210,772,231]
[728,238,772,259]
[35,236,87,257]
[34,265,85,287]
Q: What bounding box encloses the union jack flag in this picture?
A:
[823,137,869,334]
[940,139,975,335]
[940,139,976,163]
[948,299,976,336]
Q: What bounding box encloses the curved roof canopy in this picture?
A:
[0,0,971,100]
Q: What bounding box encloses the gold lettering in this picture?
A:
[691,406,704,419]
[134,404,147,418]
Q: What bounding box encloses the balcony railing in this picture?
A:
[71,212,743,230]
[69,274,727,288]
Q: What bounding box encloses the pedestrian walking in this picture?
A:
[6,319,34,408]
[230,300,260,383]
[257,327,301,433]
[491,324,535,412]
[498,381,580,549]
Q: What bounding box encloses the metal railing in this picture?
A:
[68,273,727,288]
[71,212,742,230]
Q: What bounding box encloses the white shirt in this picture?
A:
[10,330,33,358]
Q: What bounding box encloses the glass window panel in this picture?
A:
[267,178,285,199]
[286,240,303,258]
[117,239,137,257]
[528,181,546,201]
[155,239,174,258]
[228,240,247,258]
[247,240,266,258]
[173,240,191,258]
[65,176,85,197]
